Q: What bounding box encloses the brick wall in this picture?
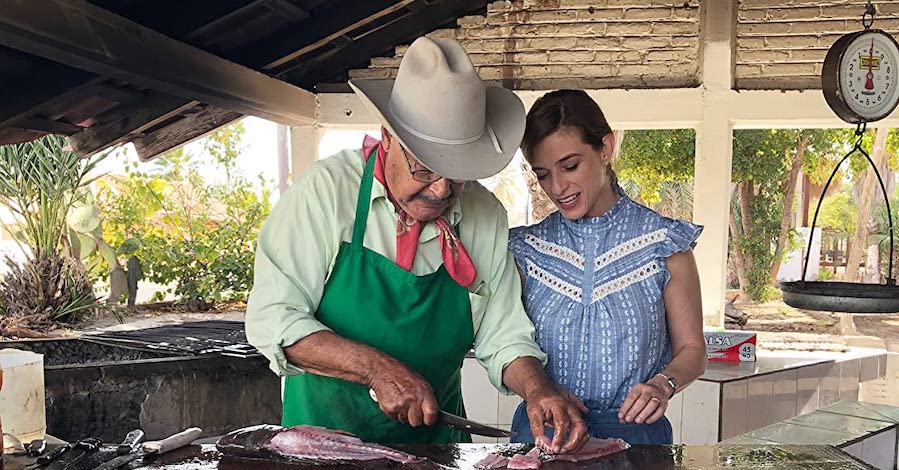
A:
[737,1,899,89]
[348,0,702,90]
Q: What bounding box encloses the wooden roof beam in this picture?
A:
[68,93,200,158]
[0,0,316,126]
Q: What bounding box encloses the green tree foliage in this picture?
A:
[816,190,857,246]
[96,122,271,310]
[616,130,695,204]
[730,129,852,300]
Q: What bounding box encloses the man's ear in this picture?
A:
[380,126,392,150]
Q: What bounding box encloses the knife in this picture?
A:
[368,388,515,438]
[93,427,203,470]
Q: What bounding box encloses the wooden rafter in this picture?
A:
[131,106,243,162]
[229,0,409,71]
[0,0,316,126]
[68,94,200,157]
[286,0,487,87]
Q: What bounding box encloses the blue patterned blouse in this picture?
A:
[509,193,702,413]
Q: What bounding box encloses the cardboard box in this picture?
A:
[704,329,757,362]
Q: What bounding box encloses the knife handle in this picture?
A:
[142,427,202,455]
[36,444,71,465]
[117,430,145,455]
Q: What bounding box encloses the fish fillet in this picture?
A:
[476,437,630,469]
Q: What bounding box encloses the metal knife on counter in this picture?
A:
[368,388,515,438]
[94,427,202,470]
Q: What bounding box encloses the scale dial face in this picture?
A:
[824,30,899,123]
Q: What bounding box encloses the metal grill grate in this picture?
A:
[82,320,257,358]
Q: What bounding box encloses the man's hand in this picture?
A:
[283,331,439,427]
[525,385,589,454]
[502,357,589,454]
[368,361,440,427]
[617,376,671,425]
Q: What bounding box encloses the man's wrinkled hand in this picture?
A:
[525,386,588,454]
[369,362,439,427]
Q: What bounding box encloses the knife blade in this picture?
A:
[437,410,515,438]
[368,388,515,438]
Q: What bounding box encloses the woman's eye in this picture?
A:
[563,163,579,171]
[535,173,548,180]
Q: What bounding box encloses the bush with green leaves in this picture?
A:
[96,123,271,310]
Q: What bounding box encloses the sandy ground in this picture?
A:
[737,299,899,347]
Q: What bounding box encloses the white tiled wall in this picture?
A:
[460,358,518,444]
[860,428,897,470]
[680,380,720,445]
[772,370,799,423]
[819,362,842,408]
[797,363,824,415]
[719,379,747,441]
[674,350,888,444]
[666,391,684,444]
[747,375,776,431]
[840,358,861,401]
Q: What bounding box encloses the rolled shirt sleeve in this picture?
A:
[468,191,547,395]
[245,160,339,376]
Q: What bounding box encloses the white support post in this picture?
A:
[288,125,322,183]
[692,0,737,327]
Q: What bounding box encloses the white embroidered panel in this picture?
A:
[524,234,585,270]
[526,259,582,303]
[591,260,660,302]
[594,228,667,271]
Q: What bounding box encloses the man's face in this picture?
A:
[382,128,464,222]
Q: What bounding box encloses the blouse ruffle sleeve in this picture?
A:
[657,218,703,259]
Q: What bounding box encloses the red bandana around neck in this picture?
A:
[362,135,476,288]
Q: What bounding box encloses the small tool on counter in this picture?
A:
[116,430,144,455]
[22,443,71,470]
[58,438,102,470]
[94,427,203,470]
[368,388,515,438]
[26,439,46,457]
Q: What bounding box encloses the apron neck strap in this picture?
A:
[352,149,378,247]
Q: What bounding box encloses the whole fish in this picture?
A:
[216,425,430,466]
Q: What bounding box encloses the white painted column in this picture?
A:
[288,125,322,183]
[693,0,736,327]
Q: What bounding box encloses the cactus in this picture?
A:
[67,198,137,305]
[126,255,143,310]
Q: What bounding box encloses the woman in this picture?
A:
[508,90,707,445]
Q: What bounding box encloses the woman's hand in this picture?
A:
[617,377,672,425]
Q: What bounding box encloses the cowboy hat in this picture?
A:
[349,37,525,181]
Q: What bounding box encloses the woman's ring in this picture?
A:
[649,396,661,404]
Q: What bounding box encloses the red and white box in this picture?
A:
[704,329,757,362]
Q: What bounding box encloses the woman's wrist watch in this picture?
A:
[655,372,678,398]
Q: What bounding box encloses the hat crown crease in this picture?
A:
[389,38,487,144]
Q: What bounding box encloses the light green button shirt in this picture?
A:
[245,148,546,394]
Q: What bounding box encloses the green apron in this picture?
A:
[282,150,475,444]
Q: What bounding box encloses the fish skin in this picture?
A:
[216,425,427,465]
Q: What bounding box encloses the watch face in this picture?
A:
[839,31,899,120]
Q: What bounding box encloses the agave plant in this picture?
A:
[0,254,99,336]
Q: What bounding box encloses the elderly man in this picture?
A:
[246,36,586,452]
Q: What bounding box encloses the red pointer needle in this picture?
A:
[865,38,875,90]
